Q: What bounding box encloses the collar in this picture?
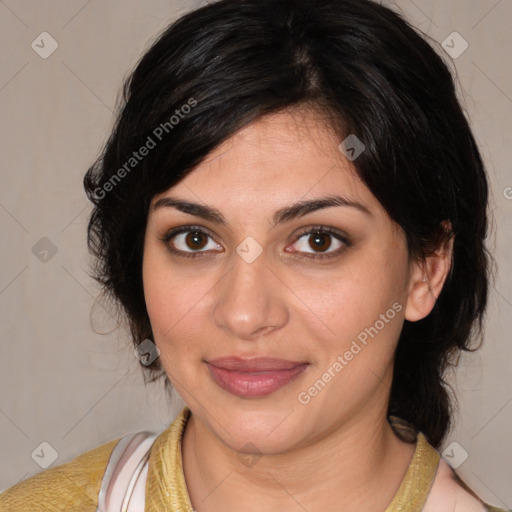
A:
[145,406,440,512]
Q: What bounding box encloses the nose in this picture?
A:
[212,248,289,341]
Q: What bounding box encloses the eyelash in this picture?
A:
[159,225,352,261]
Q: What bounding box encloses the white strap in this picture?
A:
[422,457,487,512]
[99,430,486,512]
[124,454,150,512]
[96,431,158,512]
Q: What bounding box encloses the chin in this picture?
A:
[204,399,311,454]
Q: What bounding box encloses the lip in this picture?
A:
[208,356,307,371]
[206,357,309,398]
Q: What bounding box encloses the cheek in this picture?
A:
[314,253,406,345]
[142,268,191,374]
[313,268,382,323]
[143,272,191,339]
[142,243,181,337]
[142,245,208,345]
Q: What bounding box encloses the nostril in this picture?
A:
[255,326,274,336]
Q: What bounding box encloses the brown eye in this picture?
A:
[307,232,332,252]
[184,231,208,250]
[161,227,222,258]
[160,225,351,260]
[288,226,351,260]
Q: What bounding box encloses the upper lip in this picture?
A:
[207,357,307,372]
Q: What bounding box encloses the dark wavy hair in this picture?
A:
[83,0,493,449]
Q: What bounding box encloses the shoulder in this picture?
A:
[0,437,121,512]
[423,457,509,512]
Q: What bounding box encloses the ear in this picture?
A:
[405,221,454,322]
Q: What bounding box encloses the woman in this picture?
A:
[0,0,508,510]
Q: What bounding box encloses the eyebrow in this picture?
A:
[152,195,373,227]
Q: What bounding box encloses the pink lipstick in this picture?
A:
[206,357,309,398]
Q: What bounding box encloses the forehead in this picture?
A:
[221,108,344,156]
[152,108,371,207]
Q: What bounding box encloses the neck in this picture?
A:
[181,397,416,512]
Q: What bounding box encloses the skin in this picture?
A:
[142,108,453,512]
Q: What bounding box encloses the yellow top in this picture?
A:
[144,407,439,512]
[0,437,119,511]
[0,406,508,512]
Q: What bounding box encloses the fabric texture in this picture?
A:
[96,431,158,512]
[145,406,510,512]
[0,406,509,512]
[0,438,119,512]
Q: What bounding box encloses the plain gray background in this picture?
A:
[0,0,510,508]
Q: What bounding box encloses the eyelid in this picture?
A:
[159,224,351,259]
[159,224,218,244]
[293,225,350,244]
[288,225,351,259]
[158,224,222,257]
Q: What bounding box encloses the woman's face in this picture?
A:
[143,109,423,454]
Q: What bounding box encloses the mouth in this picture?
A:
[206,357,309,398]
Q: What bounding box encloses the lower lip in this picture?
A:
[206,363,309,398]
